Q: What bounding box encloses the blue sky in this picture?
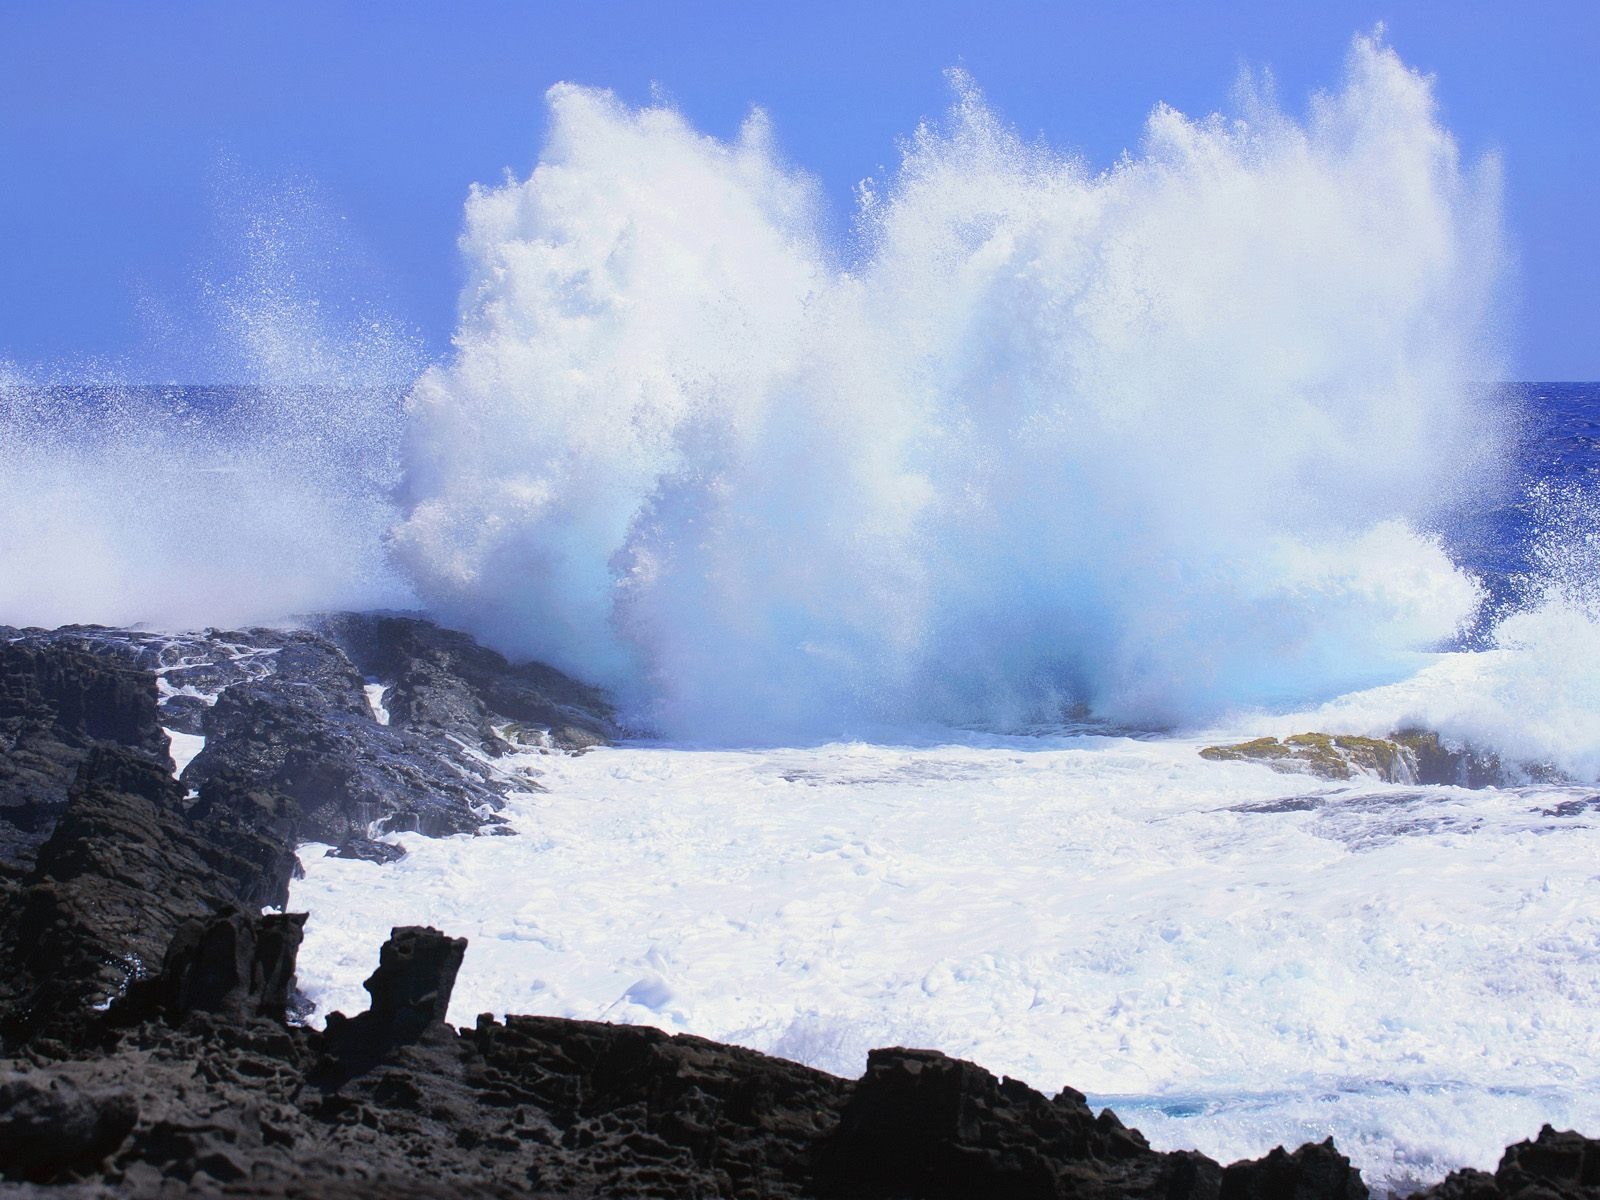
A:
[1,0,1595,380]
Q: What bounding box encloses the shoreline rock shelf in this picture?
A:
[1,615,1595,1197]
[1,914,1595,1198]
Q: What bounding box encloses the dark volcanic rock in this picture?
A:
[320,925,466,1080]
[185,674,507,843]
[1427,1125,1600,1200]
[6,619,1593,1198]
[0,637,169,879]
[117,906,308,1025]
[321,612,619,752]
[0,748,297,1047]
[184,662,512,844]
[0,914,1594,1200]
[1219,1139,1366,1200]
[816,1046,1201,1199]
[0,1071,138,1182]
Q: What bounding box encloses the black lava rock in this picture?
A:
[0,912,1594,1199]
[117,905,308,1025]
[0,1071,138,1182]
[327,836,407,864]
[320,926,466,1082]
[0,747,297,1047]
[0,636,169,880]
[1219,1139,1367,1200]
[184,669,511,844]
[320,612,618,752]
[816,1046,1188,1199]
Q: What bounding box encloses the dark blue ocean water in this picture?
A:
[1443,383,1600,639]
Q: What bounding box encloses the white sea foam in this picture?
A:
[391,34,1509,742]
[290,736,1600,1191]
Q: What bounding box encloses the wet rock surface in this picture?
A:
[318,612,619,752]
[0,614,606,1047]
[0,747,297,1046]
[4,613,614,859]
[1200,731,1505,787]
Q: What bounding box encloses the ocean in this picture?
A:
[3,35,1598,1190]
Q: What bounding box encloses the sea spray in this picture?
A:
[1293,478,1600,779]
[0,182,420,630]
[392,34,1508,739]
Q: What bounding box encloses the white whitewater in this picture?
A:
[3,29,1598,1192]
[291,736,1600,1192]
[391,34,1512,746]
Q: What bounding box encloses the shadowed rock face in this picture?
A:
[117,906,308,1025]
[0,637,169,881]
[1,916,1595,1200]
[318,925,467,1082]
[1219,1140,1367,1200]
[816,1046,1221,1200]
[0,615,614,1049]
[0,1072,139,1184]
[319,612,619,751]
[0,748,298,1047]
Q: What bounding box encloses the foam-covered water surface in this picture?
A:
[5,27,1599,1193]
[291,735,1600,1191]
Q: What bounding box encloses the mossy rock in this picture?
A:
[1198,729,1502,785]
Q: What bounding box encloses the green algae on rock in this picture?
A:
[1199,730,1502,785]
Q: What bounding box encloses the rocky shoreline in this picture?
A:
[0,615,1594,1197]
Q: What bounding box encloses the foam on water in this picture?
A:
[392,34,1510,742]
[1261,481,1600,779]
[289,736,1600,1192]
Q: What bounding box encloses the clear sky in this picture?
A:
[1,0,1595,381]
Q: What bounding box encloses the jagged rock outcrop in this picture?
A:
[0,637,169,880]
[0,616,620,1049]
[0,748,297,1047]
[318,925,466,1080]
[114,905,308,1026]
[1218,1139,1367,1200]
[320,612,619,752]
[1425,1125,1600,1200]
[1,913,1596,1199]
[816,1046,1218,1199]
[4,616,612,856]
[183,668,512,843]
[4,620,1596,1197]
